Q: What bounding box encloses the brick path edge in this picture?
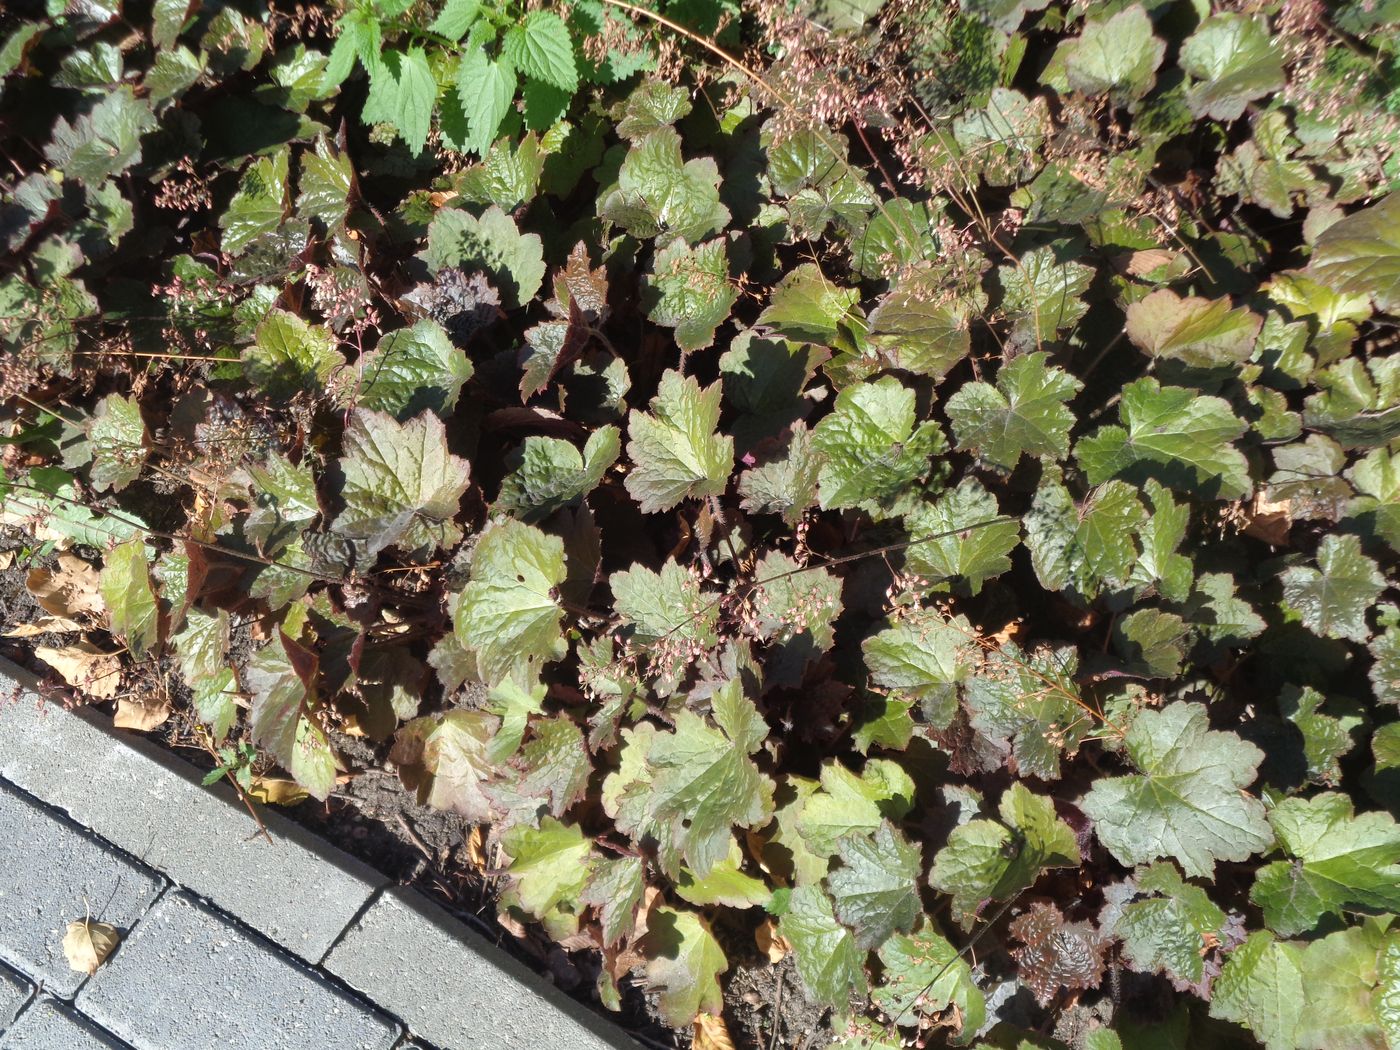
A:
[0,657,642,1050]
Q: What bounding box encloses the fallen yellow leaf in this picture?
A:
[248,777,309,805]
[62,919,120,975]
[113,696,172,732]
[34,642,121,699]
[692,1012,736,1050]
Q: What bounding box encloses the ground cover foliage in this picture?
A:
[2,0,1400,1046]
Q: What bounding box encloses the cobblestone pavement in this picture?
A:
[0,658,637,1050]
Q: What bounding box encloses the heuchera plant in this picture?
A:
[2,0,1400,1047]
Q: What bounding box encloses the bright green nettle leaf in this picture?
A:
[1128,480,1194,603]
[1076,377,1250,500]
[1281,534,1384,644]
[424,205,545,309]
[965,643,1085,781]
[828,821,922,949]
[850,198,942,279]
[797,758,916,858]
[1279,685,1363,787]
[756,263,860,346]
[296,138,352,230]
[391,709,500,820]
[946,351,1081,470]
[641,906,727,1025]
[172,608,236,742]
[1347,446,1400,551]
[1251,793,1400,936]
[1101,862,1234,994]
[45,86,156,185]
[244,630,336,801]
[451,49,516,155]
[610,558,718,691]
[1373,615,1400,707]
[1081,702,1272,878]
[1125,289,1262,369]
[615,79,691,140]
[361,47,436,154]
[1179,13,1285,121]
[999,245,1094,348]
[1064,5,1165,104]
[243,453,319,553]
[502,10,577,92]
[616,681,774,879]
[1211,925,1399,1050]
[1024,468,1144,599]
[500,816,592,936]
[873,918,984,1042]
[863,610,977,728]
[779,884,868,1009]
[867,298,971,386]
[598,128,729,244]
[1309,193,1400,315]
[219,149,288,256]
[738,420,821,525]
[1375,722,1400,771]
[676,838,771,909]
[497,427,619,523]
[1113,607,1188,678]
[624,370,733,514]
[582,855,645,947]
[334,409,471,557]
[244,309,345,399]
[100,537,158,661]
[87,393,148,492]
[643,238,737,352]
[813,376,947,517]
[930,782,1081,928]
[902,479,1019,594]
[455,519,567,685]
[356,319,472,420]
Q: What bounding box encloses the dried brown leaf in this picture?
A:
[27,554,105,621]
[113,695,171,732]
[34,642,121,699]
[62,919,121,974]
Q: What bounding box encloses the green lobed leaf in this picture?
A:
[1250,793,1400,936]
[827,821,922,950]
[641,906,727,1025]
[86,393,148,493]
[778,884,868,1009]
[1179,13,1285,121]
[1080,702,1272,878]
[362,47,437,154]
[624,370,734,514]
[334,408,471,557]
[356,319,473,420]
[244,309,346,399]
[643,238,737,352]
[1125,289,1262,369]
[454,519,567,686]
[1280,534,1385,643]
[945,351,1082,470]
[99,537,159,661]
[244,630,337,800]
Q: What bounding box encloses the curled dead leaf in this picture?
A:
[34,642,121,700]
[27,554,105,621]
[5,615,83,637]
[1241,492,1292,547]
[62,919,121,974]
[692,1012,736,1050]
[466,825,488,868]
[754,917,788,964]
[113,695,172,732]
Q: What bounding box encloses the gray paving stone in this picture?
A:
[0,660,385,962]
[325,887,638,1050]
[0,963,33,1030]
[77,890,399,1050]
[0,997,132,1050]
[0,781,163,998]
